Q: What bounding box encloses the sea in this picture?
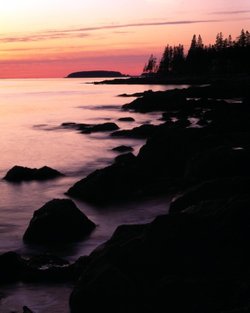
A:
[0,78,189,313]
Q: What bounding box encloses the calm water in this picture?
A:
[0,78,188,313]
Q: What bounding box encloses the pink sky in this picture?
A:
[0,0,250,78]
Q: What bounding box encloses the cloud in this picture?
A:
[211,10,250,15]
[0,19,221,43]
[0,32,89,43]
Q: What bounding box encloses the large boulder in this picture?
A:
[0,252,26,283]
[170,176,250,213]
[186,145,250,180]
[66,159,147,204]
[23,199,96,243]
[4,165,63,182]
[70,194,250,313]
[122,89,187,113]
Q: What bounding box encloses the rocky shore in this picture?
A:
[1,78,250,313]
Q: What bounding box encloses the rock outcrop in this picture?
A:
[23,199,96,243]
[4,165,63,182]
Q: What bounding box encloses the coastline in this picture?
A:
[1,77,250,313]
[94,73,250,86]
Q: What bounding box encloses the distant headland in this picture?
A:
[66,70,125,78]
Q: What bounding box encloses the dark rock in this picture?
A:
[4,165,63,182]
[26,253,69,269]
[170,177,250,214]
[66,158,147,204]
[118,117,135,122]
[122,89,187,113]
[111,124,157,138]
[0,251,84,283]
[0,252,26,283]
[186,145,250,180]
[112,145,134,153]
[61,122,119,134]
[23,306,34,313]
[22,253,74,283]
[114,153,136,165]
[70,193,250,313]
[23,199,96,243]
[137,127,207,178]
[61,122,78,127]
[70,262,138,313]
[80,122,119,134]
[174,118,191,128]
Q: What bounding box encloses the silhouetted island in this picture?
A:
[66,70,125,78]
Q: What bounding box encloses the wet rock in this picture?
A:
[61,122,119,133]
[61,122,78,127]
[112,145,134,153]
[23,306,34,313]
[118,117,135,122]
[22,253,75,283]
[170,177,250,214]
[0,252,26,283]
[80,122,119,134]
[122,89,187,113]
[111,124,157,138]
[66,157,147,204]
[186,145,250,180]
[0,251,85,283]
[23,199,96,243]
[26,253,69,269]
[70,193,250,313]
[114,153,136,165]
[3,166,63,182]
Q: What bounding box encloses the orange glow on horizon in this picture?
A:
[0,0,250,78]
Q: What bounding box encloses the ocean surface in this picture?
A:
[0,78,188,313]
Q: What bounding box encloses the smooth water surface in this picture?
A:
[0,78,188,312]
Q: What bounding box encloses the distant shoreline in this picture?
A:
[66,70,126,78]
[94,73,250,85]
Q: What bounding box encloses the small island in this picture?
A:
[66,70,125,78]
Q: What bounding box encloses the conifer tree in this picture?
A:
[143,54,157,73]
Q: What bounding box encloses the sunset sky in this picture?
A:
[0,0,250,78]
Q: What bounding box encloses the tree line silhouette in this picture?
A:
[143,29,250,77]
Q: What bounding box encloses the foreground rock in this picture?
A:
[0,251,88,283]
[23,199,96,243]
[69,189,250,313]
[66,156,147,204]
[4,165,63,182]
[0,251,26,283]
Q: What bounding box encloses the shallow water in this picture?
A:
[0,78,188,312]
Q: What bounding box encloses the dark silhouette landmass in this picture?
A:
[66,70,124,78]
[96,29,250,85]
[2,77,250,313]
[2,28,250,313]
